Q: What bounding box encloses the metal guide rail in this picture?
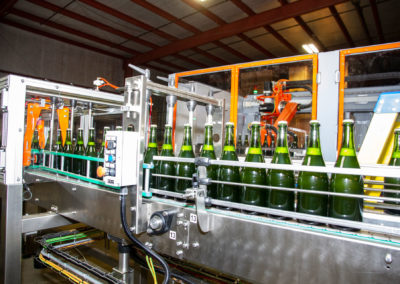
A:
[149,155,400,237]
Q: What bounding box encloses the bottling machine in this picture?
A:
[1,43,400,284]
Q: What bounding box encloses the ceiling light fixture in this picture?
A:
[302,43,319,54]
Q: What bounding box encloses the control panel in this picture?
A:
[99,131,138,187]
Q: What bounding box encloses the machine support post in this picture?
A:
[49,97,56,168]
[70,99,76,139]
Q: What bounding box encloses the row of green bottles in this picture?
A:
[383,128,400,215]
[176,124,196,193]
[200,123,217,198]
[143,125,158,188]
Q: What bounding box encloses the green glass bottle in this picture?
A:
[44,129,51,167]
[54,129,63,170]
[32,129,40,165]
[98,126,109,167]
[217,122,240,205]
[200,123,217,198]
[116,126,123,131]
[267,121,295,217]
[330,119,363,229]
[270,134,275,156]
[64,129,73,172]
[73,128,86,175]
[175,124,196,193]
[240,121,267,208]
[383,128,400,215]
[237,135,242,155]
[143,124,158,189]
[297,120,329,224]
[244,134,249,154]
[86,128,97,178]
[127,125,134,131]
[262,133,268,156]
[156,125,175,191]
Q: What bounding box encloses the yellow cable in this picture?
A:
[146,256,158,284]
[39,253,89,284]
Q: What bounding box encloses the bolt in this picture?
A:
[183,221,189,227]
[385,253,393,264]
[130,226,136,232]
[176,250,183,256]
[176,241,182,246]
[162,211,168,217]
[182,243,189,249]
[192,242,200,248]
[147,228,153,235]
[72,187,77,191]
[145,242,153,249]
[177,213,184,218]
[34,198,39,202]
[177,220,183,226]
[130,206,136,212]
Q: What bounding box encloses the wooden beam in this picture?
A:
[231,0,299,54]
[0,18,125,59]
[182,0,275,58]
[329,6,355,47]
[10,8,140,55]
[130,0,346,65]
[280,0,327,51]
[352,2,372,44]
[131,0,250,62]
[369,0,385,43]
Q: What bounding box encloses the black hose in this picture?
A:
[120,194,171,284]
[283,84,313,110]
[264,124,277,136]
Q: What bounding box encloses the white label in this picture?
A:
[190,213,197,224]
[169,230,176,240]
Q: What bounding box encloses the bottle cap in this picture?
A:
[205,123,213,127]
[251,121,261,125]
[89,127,94,130]
[278,120,288,125]
[165,124,172,128]
[343,119,354,124]
[309,120,320,124]
[104,126,110,129]
[226,122,234,126]
[395,128,400,133]
[184,123,191,127]
[150,124,157,128]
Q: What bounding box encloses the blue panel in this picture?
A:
[374,92,400,113]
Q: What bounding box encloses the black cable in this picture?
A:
[120,193,171,284]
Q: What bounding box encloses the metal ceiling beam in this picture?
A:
[182,0,275,58]
[131,0,251,62]
[0,0,18,17]
[27,0,158,49]
[352,1,372,44]
[0,18,125,59]
[130,0,346,65]
[79,0,227,66]
[369,0,385,43]
[9,8,140,55]
[279,0,327,52]
[231,0,299,54]
[26,0,195,71]
[329,6,355,47]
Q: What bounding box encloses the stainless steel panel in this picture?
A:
[0,184,22,284]
[21,212,73,234]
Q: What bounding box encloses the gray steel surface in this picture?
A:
[21,212,73,234]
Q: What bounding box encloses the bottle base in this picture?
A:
[384,209,400,216]
[297,219,325,226]
[269,214,292,221]
[329,224,360,232]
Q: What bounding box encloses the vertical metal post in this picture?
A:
[70,99,76,141]
[49,98,56,168]
[166,96,177,126]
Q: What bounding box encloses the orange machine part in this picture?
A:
[23,103,50,167]
[57,107,70,146]
[37,119,45,149]
[273,101,299,129]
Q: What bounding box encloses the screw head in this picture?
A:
[192,242,200,248]
[176,250,183,256]
[129,226,136,232]
[385,253,393,264]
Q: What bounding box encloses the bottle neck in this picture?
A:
[56,131,62,145]
[66,131,72,145]
[306,124,322,156]
[203,126,214,149]
[392,132,400,158]
[247,125,262,155]
[224,125,235,151]
[77,130,84,145]
[148,127,157,148]
[339,123,356,156]
[275,124,289,154]
[162,127,173,150]
[88,130,95,146]
[182,127,192,146]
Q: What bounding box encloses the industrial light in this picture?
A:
[302,43,319,54]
